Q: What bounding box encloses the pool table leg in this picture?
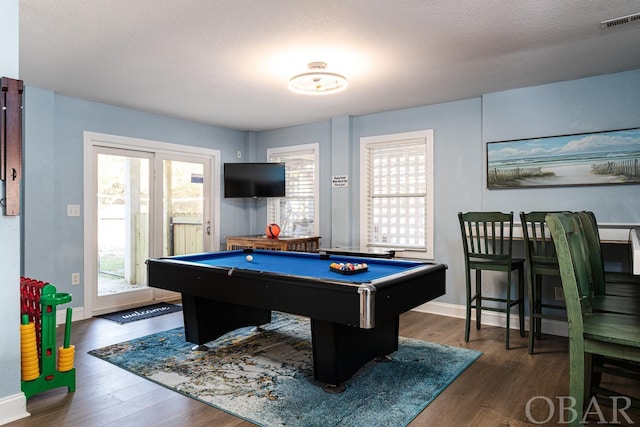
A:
[310,317,399,388]
[181,295,271,346]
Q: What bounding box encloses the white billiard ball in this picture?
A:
[246,255,253,262]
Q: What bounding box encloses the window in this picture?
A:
[360,130,434,259]
[267,143,319,236]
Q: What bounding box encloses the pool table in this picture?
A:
[147,249,446,387]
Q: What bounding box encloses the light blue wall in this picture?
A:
[482,70,640,222]
[253,70,640,306]
[22,89,247,307]
[0,0,22,408]
[23,87,57,283]
[330,116,353,247]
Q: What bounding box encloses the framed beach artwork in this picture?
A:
[487,128,640,189]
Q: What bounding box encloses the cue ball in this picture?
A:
[246,255,253,262]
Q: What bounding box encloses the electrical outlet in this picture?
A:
[554,286,564,301]
[67,204,81,217]
[71,272,80,285]
[237,150,242,159]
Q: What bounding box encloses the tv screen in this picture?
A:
[224,163,286,198]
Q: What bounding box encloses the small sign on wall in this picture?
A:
[332,175,348,187]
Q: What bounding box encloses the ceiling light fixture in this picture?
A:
[288,62,348,95]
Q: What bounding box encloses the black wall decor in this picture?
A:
[1,77,23,216]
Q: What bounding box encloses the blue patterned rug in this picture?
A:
[89,313,482,426]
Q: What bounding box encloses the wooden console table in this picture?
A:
[226,235,320,252]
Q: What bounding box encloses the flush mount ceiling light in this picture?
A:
[288,62,348,95]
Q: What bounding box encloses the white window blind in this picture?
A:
[360,130,434,259]
[268,144,319,236]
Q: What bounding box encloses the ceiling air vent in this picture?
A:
[600,12,640,28]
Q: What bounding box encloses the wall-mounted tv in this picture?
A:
[224,162,286,198]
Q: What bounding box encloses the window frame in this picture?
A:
[359,130,434,259]
[267,143,320,236]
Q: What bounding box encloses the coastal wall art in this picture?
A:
[487,128,640,189]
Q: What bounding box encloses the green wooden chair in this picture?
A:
[577,211,640,299]
[520,211,566,354]
[571,212,640,318]
[546,212,640,426]
[458,211,525,349]
[574,212,640,399]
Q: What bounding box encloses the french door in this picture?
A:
[84,133,218,316]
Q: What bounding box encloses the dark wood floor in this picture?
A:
[8,310,638,426]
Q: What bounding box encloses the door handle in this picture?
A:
[206,221,211,236]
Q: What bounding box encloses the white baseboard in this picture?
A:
[0,393,29,425]
[412,301,568,337]
[56,303,569,337]
[59,303,570,337]
[55,306,85,325]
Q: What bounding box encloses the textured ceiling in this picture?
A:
[18,0,640,131]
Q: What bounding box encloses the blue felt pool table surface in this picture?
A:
[170,250,427,284]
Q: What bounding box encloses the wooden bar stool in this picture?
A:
[458,211,525,349]
[520,211,566,354]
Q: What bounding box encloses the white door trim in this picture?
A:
[83,131,221,317]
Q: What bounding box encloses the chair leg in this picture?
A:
[475,269,482,330]
[584,352,592,407]
[590,354,604,391]
[568,343,587,426]
[535,278,542,340]
[505,270,511,350]
[518,266,525,337]
[464,269,471,342]
[528,272,536,354]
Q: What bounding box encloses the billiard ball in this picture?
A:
[246,255,253,262]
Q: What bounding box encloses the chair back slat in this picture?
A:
[546,213,594,325]
[576,211,608,295]
[458,211,515,265]
[520,211,561,274]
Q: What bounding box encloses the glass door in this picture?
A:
[94,148,153,311]
[90,146,212,315]
[157,155,210,258]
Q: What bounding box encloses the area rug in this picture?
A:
[97,302,182,324]
[89,313,482,426]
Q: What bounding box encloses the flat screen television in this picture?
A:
[224,162,286,198]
